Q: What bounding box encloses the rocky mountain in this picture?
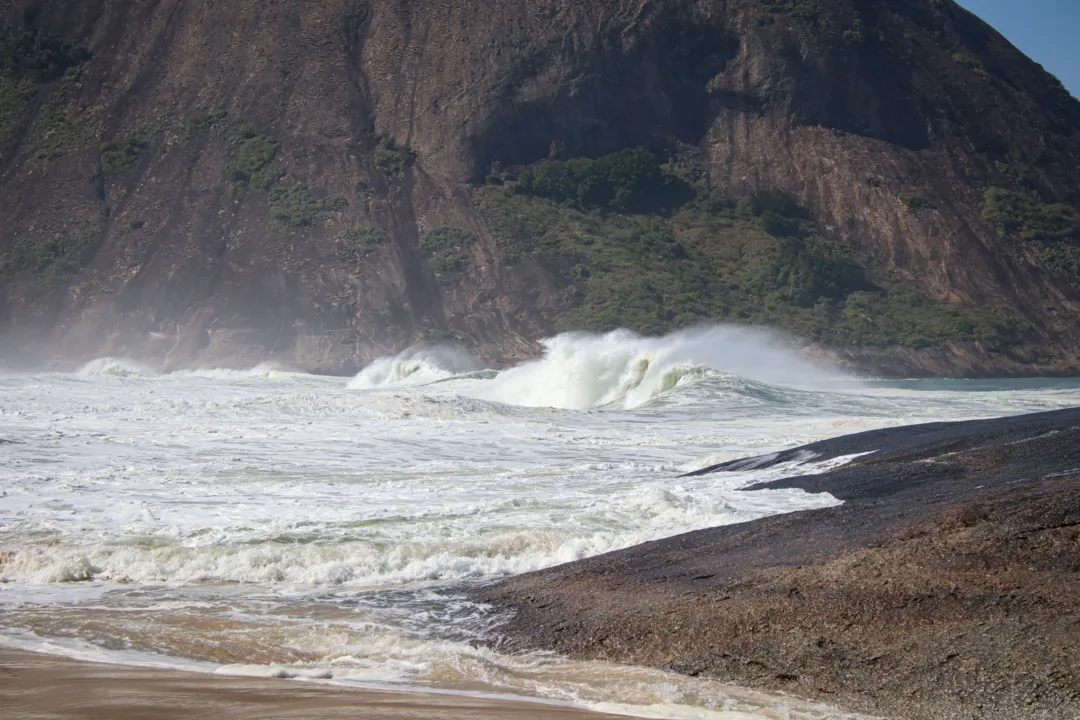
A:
[2,0,1080,375]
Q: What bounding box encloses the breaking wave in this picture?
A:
[0,480,839,588]
[76,357,157,378]
[171,362,295,380]
[471,327,852,411]
[345,326,852,411]
[348,345,482,390]
[74,359,300,381]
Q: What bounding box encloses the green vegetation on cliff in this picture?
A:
[0,29,91,143]
[2,222,102,283]
[762,1,819,21]
[0,76,35,138]
[982,187,1080,242]
[183,109,228,139]
[0,29,90,81]
[340,226,389,262]
[982,187,1080,285]
[375,140,416,177]
[100,136,149,175]
[268,183,347,227]
[28,98,102,163]
[952,51,989,81]
[212,121,346,228]
[421,227,477,275]
[514,149,691,213]
[225,130,279,195]
[476,152,1020,347]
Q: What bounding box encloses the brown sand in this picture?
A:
[0,649,620,720]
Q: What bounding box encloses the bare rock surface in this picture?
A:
[475,407,1080,719]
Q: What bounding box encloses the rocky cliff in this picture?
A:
[2,0,1080,375]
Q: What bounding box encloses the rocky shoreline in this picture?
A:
[475,408,1080,720]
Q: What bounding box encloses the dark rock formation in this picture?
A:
[2,0,1080,374]
[476,407,1080,719]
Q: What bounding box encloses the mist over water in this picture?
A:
[3,326,1080,719]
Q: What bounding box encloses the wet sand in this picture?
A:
[0,649,620,720]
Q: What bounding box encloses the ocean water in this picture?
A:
[2,326,1079,719]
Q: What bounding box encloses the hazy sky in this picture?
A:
[956,0,1080,97]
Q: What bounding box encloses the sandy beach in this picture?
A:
[0,649,620,720]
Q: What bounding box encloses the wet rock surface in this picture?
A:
[476,408,1080,719]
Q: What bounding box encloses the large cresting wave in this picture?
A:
[472,326,853,410]
[347,327,853,410]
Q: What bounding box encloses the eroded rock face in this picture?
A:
[1,0,1079,374]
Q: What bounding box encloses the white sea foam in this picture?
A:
[172,362,295,380]
[348,345,482,389]
[3,334,1079,719]
[0,628,874,719]
[590,704,769,720]
[0,461,841,587]
[467,327,851,410]
[75,357,158,378]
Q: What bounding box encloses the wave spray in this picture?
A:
[473,326,848,410]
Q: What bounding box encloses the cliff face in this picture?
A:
[2,0,1080,374]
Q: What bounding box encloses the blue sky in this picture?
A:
[956,0,1080,97]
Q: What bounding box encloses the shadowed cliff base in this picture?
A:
[475,407,1080,720]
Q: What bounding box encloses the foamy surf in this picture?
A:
[0,631,876,719]
[75,357,158,378]
[171,362,297,380]
[344,326,853,411]
[4,329,1080,719]
[0,459,843,587]
[348,345,483,389]
[462,327,853,410]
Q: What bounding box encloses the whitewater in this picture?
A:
[3,326,1080,719]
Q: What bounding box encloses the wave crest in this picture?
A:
[348,346,482,390]
[76,358,157,378]
[472,327,848,410]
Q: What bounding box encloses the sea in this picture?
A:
[3,326,1079,719]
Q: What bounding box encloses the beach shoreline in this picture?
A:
[0,648,620,720]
